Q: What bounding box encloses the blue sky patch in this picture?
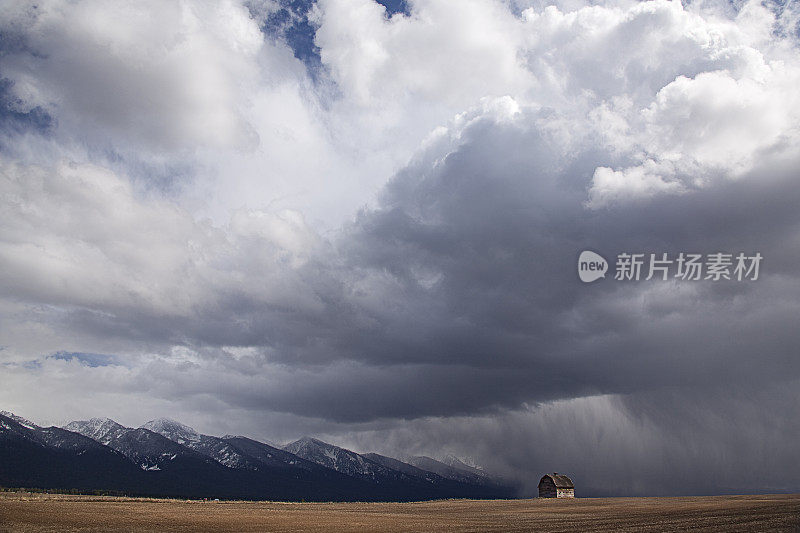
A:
[50,351,119,368]
[255,0,410,79]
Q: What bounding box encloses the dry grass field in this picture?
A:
[1,491,799,532]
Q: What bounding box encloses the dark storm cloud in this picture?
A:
[34,106,798,428]
[319,111,800,419]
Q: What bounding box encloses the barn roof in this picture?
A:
[539,473,574,489]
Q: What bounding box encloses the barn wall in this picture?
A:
[556,488,575,498]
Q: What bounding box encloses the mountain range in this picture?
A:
[0,411,517,501]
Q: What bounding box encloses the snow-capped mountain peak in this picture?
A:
[283,437,385,478]
[404,455,493,485]
[65,418,128,445]
[141,418,256,470]
[223,434,280,448]
[63,417,217,472]
[282,436,324,455]
[443,454,486,475]
[141,418,200,444]
[0,410,37,429]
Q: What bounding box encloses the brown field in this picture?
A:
[1,492,799,532]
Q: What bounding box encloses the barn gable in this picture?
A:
[538,473,574,498]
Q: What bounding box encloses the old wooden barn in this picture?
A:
[538,473,574,498]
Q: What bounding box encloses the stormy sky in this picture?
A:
[2,0,800,496]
